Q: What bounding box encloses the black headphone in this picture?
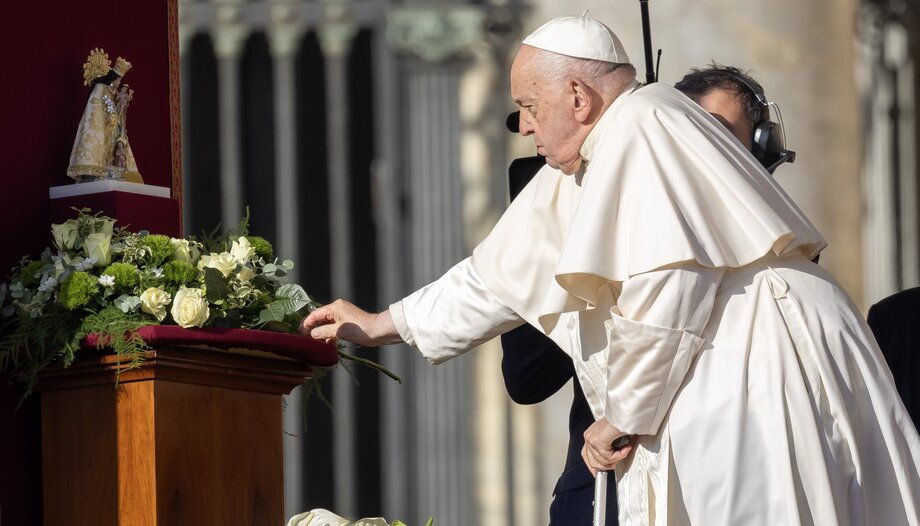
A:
[722,71,796,174]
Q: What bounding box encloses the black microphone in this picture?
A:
[766,149,796,174]
[506,111,520,133]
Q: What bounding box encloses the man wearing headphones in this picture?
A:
[675,64,795,174]
[501,64,793,525]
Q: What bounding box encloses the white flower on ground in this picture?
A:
[84,233,112,266]
[37,276,58,293]
[51,221,80,251]
[230,237,255,264]
[98,275,115,287]
[140,287,172,322]
[170,287,209,328]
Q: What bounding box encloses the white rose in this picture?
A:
[230,237,255,264]
[170,287,209,328]
[197,253,211,270]
[84,233,112,266]
[140,287,171,321]
[204,252,237,278]
[51,221,80,251]
[171,239,194,264]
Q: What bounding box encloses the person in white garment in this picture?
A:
[303,14,920,525]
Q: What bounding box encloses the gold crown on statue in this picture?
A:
[113,56,132,77]
[82,47,111,86]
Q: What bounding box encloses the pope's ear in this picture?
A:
[570,80,593,123]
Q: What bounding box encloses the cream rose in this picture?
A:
[140,287,171,321]
[51,221,80,251]
[230,237,255,264]
[84,233,112,266]
[202,252,237,278]
[170,287,210,328]
[171,239,199,265]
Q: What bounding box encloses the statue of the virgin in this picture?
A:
[67,48,143,183]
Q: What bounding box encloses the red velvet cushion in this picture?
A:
[82,325,338,366]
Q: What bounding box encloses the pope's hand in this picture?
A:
[582,418,633,476]
[299,299,402,347]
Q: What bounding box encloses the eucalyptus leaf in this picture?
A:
[281,259,294,270]
[259,302,286,323]
[274,284,311,314]
[114,294,141,313]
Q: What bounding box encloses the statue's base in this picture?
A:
[49,181,180,237]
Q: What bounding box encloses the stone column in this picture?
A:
[268,0,305,285]
[318,1,358,517]
[210,0,249,231]
[858,17,920,304]
[267,2,307,519]
[385,7,493,524]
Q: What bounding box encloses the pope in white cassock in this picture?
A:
[303,15,920,525]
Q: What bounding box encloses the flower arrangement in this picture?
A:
[0,209,396,395]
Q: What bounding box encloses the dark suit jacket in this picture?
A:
[867,286,920,425]
[500,155,617,523]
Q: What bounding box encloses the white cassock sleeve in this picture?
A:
[389,257,524,364]
[604,263,724,436]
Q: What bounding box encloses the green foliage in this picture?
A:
[0,309,82,397]
[203,267,229,303]
[141,234,174,267]
[59,272,99,310]
[19,260,45,287]
[247,236,274,260]
[79,306,152,371]
[196,208,251,254]
[103,263,139,291]
[163,260,199,287]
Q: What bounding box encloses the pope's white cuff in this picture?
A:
[388,301,416,349]
[604,313,705,436]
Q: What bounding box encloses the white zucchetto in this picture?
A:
[523,15,630,64]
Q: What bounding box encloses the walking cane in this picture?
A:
[593,436,631,526]
[593,470,609,526]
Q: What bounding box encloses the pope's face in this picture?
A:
[510,46,584,175]
[692,88,754,151]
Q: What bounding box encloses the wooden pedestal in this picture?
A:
[38,345,314,526]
